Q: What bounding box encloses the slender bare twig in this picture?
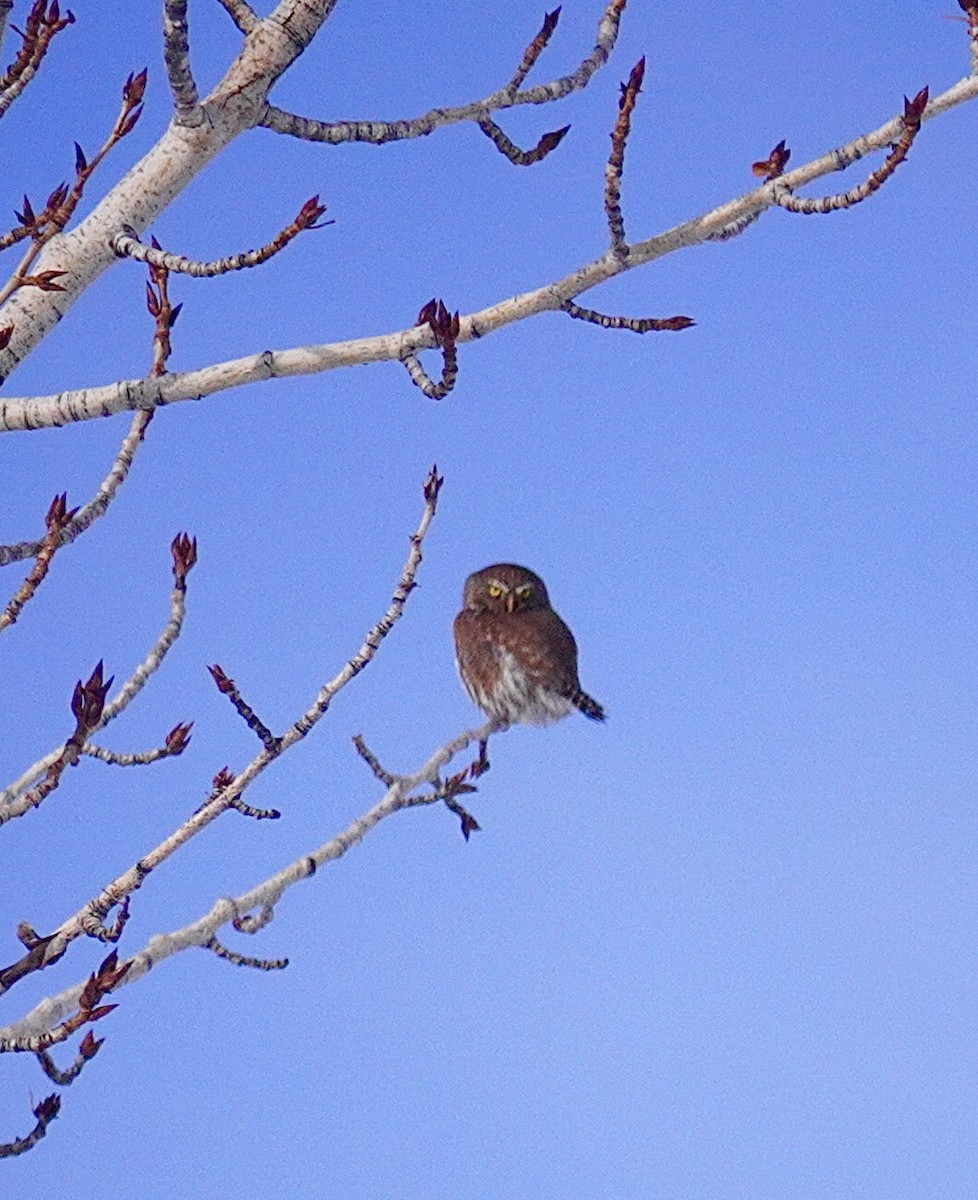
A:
[0,492,77,633]
[163,0,204,126]
[352,733,493,840]
[0,717,500,1046]
[477,117,569,166]
[35,1031,102,1085]
[0,470,442,994]
[0,662,112,827]
[0,1094,60,1157]
[111,197,330,278]
[0,537,195,818]
[215,0,258,34]
[352,734,395,786]
[508,6,562,91]
[402,300,458,400]
[208,664,280,752]
[80,722,193,767]
[258,0,626,145]
[204,936,288,971]
[144,240,182,375]
[0,410,153,565]
[7,68,973,435]
[562,299,694,334]
[0,68,145,308]
[605,57,644,256]
[771,88,928,214]
[0,0,74,119]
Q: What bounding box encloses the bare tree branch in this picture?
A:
[0,1094,60,1157]
[477,116,569,166]
[257,0,626,146]
[771,88,929,214]
[0,716,499,1044]
[111,196,329,277]
[0,492,77,633]
[203,936,288,971]
[605,57,644,257]
[162,0,204,127]
[35,1031,102,1085]
[215,0,258,35]
[0,0,74,119]
[4,68,975,433]
[0,538,195,818]
[0,468,442,991]
[0,410,152,566]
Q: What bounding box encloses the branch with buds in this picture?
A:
[111,197,331,278]
[0,469,441,1004]
[0,1093,60,1158]
[0,0,74,119]
[402,299,460,399]
[258,0,625,149]
[0,534,197,823]
[162,0,202,127]
[0,492,76,632]
[768,88,929,213]
[0,410,152,565]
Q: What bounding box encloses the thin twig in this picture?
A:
[258,0,626,145]
[0,538,195,819]
[477,116,569,166]
[111,197,329,277]
[0,68,145,308]
[0,0,74,119]
[80,722,192,767]
[0,492,77,633]
[401,300,458,399]
[0,410,153,566]
[605,57,644,257]
[0,662,112,826]
[0,470,442,994]
[507,6,561,91]
[0,1095,60,1157]
[771,88,928,214]
[35,1031,102,1085]
[163,0,204,126]
[562,299,694,334]
[215,0,258,34]
[208,663,280,752]
[204,936,288,971]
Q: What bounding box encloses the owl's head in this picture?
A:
[462,563,551,614]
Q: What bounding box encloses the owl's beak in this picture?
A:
[505,590,516,613]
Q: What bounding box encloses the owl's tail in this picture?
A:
[572,689,606,722]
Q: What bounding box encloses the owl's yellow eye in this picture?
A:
[487,582,504,598]
[516,585,533,600]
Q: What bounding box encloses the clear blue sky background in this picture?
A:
[3,1,977,1196]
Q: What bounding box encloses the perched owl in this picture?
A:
[453,563,606,727]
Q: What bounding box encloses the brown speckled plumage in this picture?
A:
[453,563,605,725]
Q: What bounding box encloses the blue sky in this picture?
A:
[3,1,978,1196]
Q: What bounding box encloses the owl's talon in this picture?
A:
[469,739,491,778]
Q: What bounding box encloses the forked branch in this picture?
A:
[5,71,973,432]
[0,469,442,996]
[258,0,626,147]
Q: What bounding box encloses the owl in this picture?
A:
[453,563,606,729]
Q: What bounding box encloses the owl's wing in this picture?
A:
[497,607,582,697]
